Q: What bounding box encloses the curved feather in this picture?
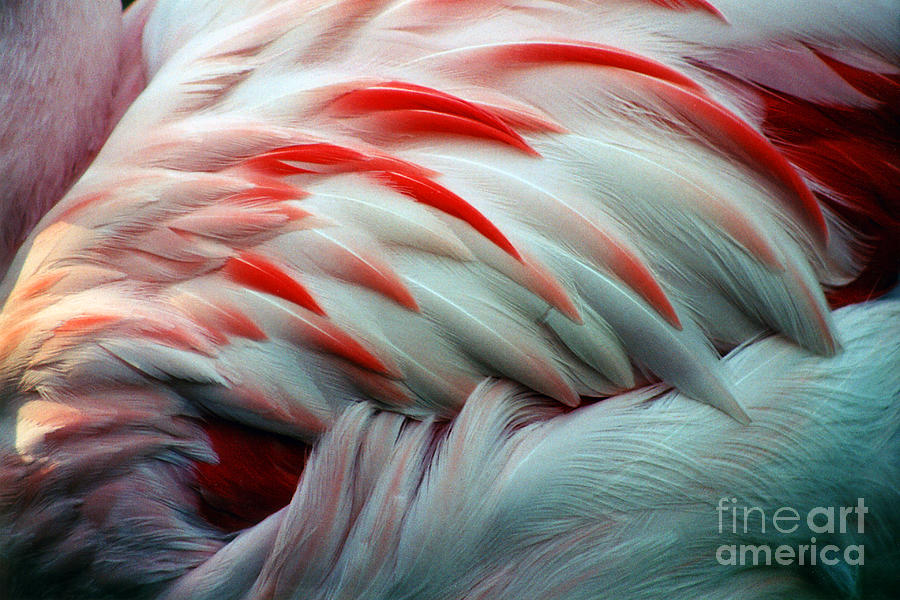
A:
[1,3,898,596]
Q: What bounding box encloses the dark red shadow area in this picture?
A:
[192,417,310,533]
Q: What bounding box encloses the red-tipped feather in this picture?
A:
[331,82,539,155]
[640,75,830,247]
[477,41,708,95]
[759,53,900,305]
[224,252,326,315]
[375,170,522,260]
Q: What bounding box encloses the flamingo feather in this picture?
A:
[0,0,897,598]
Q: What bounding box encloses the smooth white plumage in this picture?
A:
[165,299,900,600]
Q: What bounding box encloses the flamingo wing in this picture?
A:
[0,1,897,598]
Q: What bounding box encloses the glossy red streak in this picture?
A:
[483,40,707,95]
[335,81,516,129]
[224,251,326,315]
[614,251,682,329]
[367,109,540,155]
[259,143,368,166]
[332,82,538,154]
[376,170,522,260]
[244,144,521,260]
[246,143,438,179]
[288,315,399,376]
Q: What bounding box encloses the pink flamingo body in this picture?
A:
[0,1,898,598]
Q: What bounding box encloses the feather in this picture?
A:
[162,298,899,600]
[1,1,898,597]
